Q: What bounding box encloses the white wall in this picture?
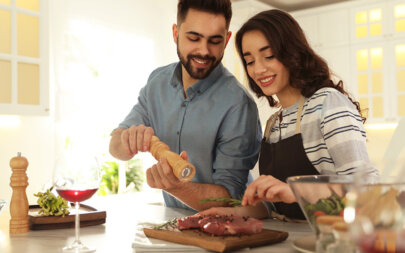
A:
[0,0,179,205]
[0,117,55,205]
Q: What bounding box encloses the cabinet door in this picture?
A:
[350,2,387,44]
[350,43,391,122]
[293,14,320,49]
[389,0,405,40]
[0,0,49,115]
[389,40,405,119]
[319,45,352,92]
[318,9,350,47]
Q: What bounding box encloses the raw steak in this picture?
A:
[177,215,202,229]
[177,215,263,236]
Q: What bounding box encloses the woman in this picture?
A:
[200,9,378,220]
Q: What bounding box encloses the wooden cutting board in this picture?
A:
[144,227,288,252]
[29,204,106,230]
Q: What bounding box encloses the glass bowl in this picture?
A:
[346,179,405,253]
[0,199,6,214]
[287,175,354,233]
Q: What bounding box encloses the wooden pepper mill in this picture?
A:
[9,152,30,234]
[150,136,195,182]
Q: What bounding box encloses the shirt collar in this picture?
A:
[282,98,300,114]
[170,62,225,99]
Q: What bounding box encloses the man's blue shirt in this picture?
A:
[118,62,262,210]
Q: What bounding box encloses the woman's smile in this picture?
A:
[258,75,276,87]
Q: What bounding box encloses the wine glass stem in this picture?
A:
[75,202,80,244]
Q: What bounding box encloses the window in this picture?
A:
[355,8,382,38]
[0,0,48,115]
[396,44,405,116]
[395,3,405,33]
[356,47,384,119]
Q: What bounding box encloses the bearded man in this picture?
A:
[109,0,261,211]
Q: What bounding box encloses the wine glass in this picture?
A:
[53,149,100,253]
[0,199,6,215]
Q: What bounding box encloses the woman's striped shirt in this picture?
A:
[266,87,378,176]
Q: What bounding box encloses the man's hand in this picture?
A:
[241,175,296,206]
[120,124,154,157]
[146,152,188,190]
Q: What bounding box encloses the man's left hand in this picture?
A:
[146,152,188,190]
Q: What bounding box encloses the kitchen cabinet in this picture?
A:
[293,0,405,123]
[294,8,350,50]
[293,7,354,92]
[350,0,405,122]
[0,0,49,115]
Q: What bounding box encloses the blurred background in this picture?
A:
[1,0,405,205]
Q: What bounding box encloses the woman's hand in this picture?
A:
[198,203,270,219]
[242,175,296,206]
[198,206,245,217]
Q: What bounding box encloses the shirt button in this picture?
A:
[177,131,180,135]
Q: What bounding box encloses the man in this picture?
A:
[109,0,261,211]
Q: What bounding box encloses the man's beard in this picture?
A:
[176,39,223,80]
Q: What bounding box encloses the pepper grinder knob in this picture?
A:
[149,136,195,182]
[9,152,30,234]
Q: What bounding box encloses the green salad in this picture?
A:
[303,191,345,225]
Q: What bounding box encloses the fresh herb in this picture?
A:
[153,218,178,230]
[34,187,70,217]
[200,197,242,207]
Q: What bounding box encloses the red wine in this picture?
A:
[57,188,98,202]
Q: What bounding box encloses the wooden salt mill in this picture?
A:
[150,136,195,182]
[9,152,30,234]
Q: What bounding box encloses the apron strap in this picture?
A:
[264,109,281,140]
[295,96,306,134]
[263,96,306,140]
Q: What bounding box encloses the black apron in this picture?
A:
[259,96,319,220]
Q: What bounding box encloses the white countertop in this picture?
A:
[0,194,313,253]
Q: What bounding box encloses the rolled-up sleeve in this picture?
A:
[118,86,150,129]
[212,100,262,199]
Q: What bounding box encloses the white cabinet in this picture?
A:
[294,8,350,49]
[319,10,350,47]
[294,14,319,49]
[319,45,352,91]
[349,0,405,122]
[293,7,352,92]
[293,0,405,123]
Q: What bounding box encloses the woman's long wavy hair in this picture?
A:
[235,9,366,123]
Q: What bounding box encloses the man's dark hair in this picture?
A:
[177,0,232,29]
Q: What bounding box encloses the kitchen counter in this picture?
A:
[0,193,313,253]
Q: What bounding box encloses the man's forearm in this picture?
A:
[109,128,133,161]
[166,182,233,211]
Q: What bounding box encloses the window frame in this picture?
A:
[0,0,49,115]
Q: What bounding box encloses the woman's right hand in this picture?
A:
[198,203,269,219]
[198,206,244,217]
[242,175,296,206]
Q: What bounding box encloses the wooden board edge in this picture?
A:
[143,228,289,253]
[144,228,227,252]
[29,218,106,230]
[28,204,106,225]
[224,231,289,251]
